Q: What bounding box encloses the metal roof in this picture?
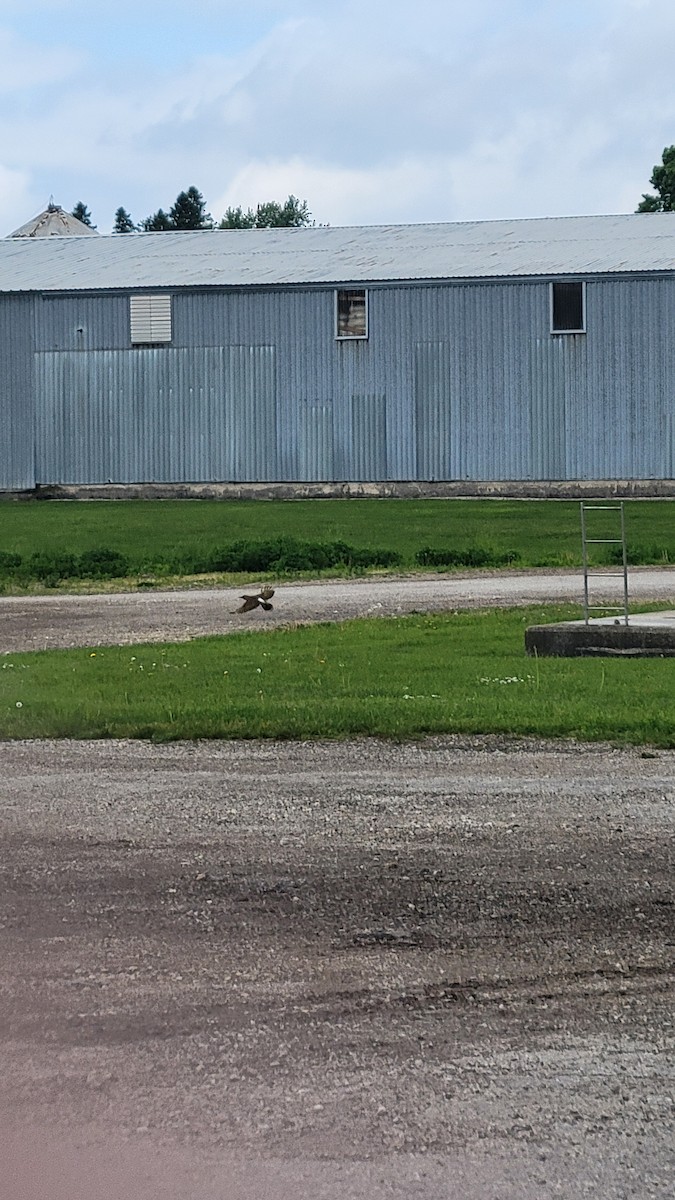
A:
[8,205,99,240]
[1,213,675,293]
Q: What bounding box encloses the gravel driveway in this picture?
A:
[1,566,674,651]
[1,736,673,1199]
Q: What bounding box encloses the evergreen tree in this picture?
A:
[113,207,137,233]
[72,201,95,228]
[637,146,675,212]
[219,205,257,229]
[219,194,312,229]
[140,208,173,231]
[169,186,213,229]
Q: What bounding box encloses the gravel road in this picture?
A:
[1,736,673,1199]
[1,566,675,651]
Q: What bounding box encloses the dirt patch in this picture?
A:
[0,736,673,1198]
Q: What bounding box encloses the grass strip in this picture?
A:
[0,605,673,746]
[0,498,674,593]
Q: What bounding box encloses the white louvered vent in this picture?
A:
[130,294,172,344]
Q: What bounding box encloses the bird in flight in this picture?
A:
[235,586,275,613]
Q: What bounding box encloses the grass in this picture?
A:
[0,498,674,592]
[1,605,673,746]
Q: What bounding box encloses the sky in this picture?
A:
[1,0,675,235]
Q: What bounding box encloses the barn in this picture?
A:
[1,213,674,493]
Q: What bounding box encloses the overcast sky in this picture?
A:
[1,0,674,235]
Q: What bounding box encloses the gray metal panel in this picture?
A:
[298,402,334,481]
[4,214,675,293]
[35,345,277,485]
[0,295,34,489]
[351,394,387,479]
[36,293,130,351]
[415,342,453,480]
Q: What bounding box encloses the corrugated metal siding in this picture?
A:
[352,394,387,479]
[415,341,453,480]
[35,345,276,484]
[298,402,334,481]
[0,295,34,489]
[1,275,673,488]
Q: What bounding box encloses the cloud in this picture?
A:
[215,157,451,226]
[0,165,33,233]
[2,0,675,233]
[0,27,80,93]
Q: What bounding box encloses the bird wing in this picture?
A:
[259,586,275,601]
[236,595,260,613]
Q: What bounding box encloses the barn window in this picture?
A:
[130,294,172,344]
[336,289,368,339]
[551,281,585,333]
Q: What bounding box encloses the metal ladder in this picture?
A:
[580,501,629,626]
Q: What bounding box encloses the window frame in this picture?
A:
[335,288,369,341]
[550,280,586,335]
[130,293,173,346]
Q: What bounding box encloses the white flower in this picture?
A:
[15,701,22,708]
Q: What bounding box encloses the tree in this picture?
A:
[219,204,257,229]
[140,208,173,231]
[169,186,213,230]
[72,201,95,228]
[219,195,312,229]
[637,146,675,212]
[113,207,137,233]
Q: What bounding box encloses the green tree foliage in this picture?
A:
[637,146,675,212]
[71,201,95,228]
[113,207,137,233]
[219,194,312,229]
[140,208,173,232]
[140,186,213,231]
[136,189,312,232]
[169,186,213,229]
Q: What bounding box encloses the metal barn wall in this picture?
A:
[0,295,34,489]
[3,275,674,487]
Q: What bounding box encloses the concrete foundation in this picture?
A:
[525,611,675,657]
[1,479,675,502]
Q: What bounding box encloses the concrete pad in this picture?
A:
[525,610,675,657]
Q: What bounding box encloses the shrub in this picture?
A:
[415,546,521,568]
[28,551,79,585]
[203,537,402,575]
[608,543,671,566]
[0,551,22,573]
[78,548,130,578]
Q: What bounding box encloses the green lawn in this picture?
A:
[1,605,673,745]
[0,498,674,591]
